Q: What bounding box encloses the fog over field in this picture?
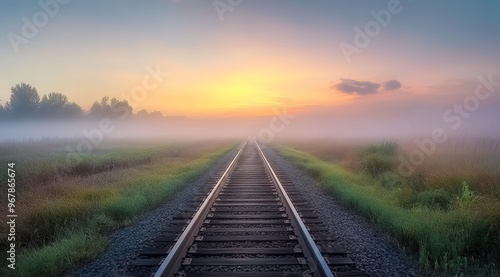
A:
[1,92,499,141]
[1,114,499,142]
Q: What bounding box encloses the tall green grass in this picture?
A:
[16,231,107,277]
[275,145,500,276]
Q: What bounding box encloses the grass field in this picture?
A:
[275,138,500,276]
[0,139,236,277]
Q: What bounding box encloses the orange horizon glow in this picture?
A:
[2,1,498,120]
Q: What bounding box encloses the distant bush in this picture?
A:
[396,185,416,207]
[414,189,453,210]
[378,171,403,190]
[455,181,478,209]
[363,141,399,156]
[359,142,398,177]
[360,153,393,176]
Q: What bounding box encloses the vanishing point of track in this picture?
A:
[122,141,368,277]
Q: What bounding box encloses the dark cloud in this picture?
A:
[334,78,381,95]
[383,80,402,91]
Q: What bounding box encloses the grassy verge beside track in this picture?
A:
[0,140,235,277]
[275,144,499,276]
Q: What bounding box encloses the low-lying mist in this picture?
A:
[0,110,498,143]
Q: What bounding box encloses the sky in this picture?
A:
[1,0,499,123]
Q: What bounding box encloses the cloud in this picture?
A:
[383,80,402,91]
[334,78,381,95]
[333,78,403,95]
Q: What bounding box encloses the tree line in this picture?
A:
[0,83,165,120]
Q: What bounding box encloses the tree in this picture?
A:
[89,96,112,118]
[63,102,84,118]
[88,96,133,119]
[110,98,133,119]
[136,109,149,118]
[39,92,69,117]
[0,101,10,119]
[0,103,5,118]
[8,83,40,117]
[149,111,164,118]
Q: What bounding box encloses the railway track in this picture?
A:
[122,141,368,277]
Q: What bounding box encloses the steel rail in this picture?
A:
[255,140,334,277]
[153,141,247,277]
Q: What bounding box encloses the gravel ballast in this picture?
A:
[66,146,239,277]
[262,145,420,277]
